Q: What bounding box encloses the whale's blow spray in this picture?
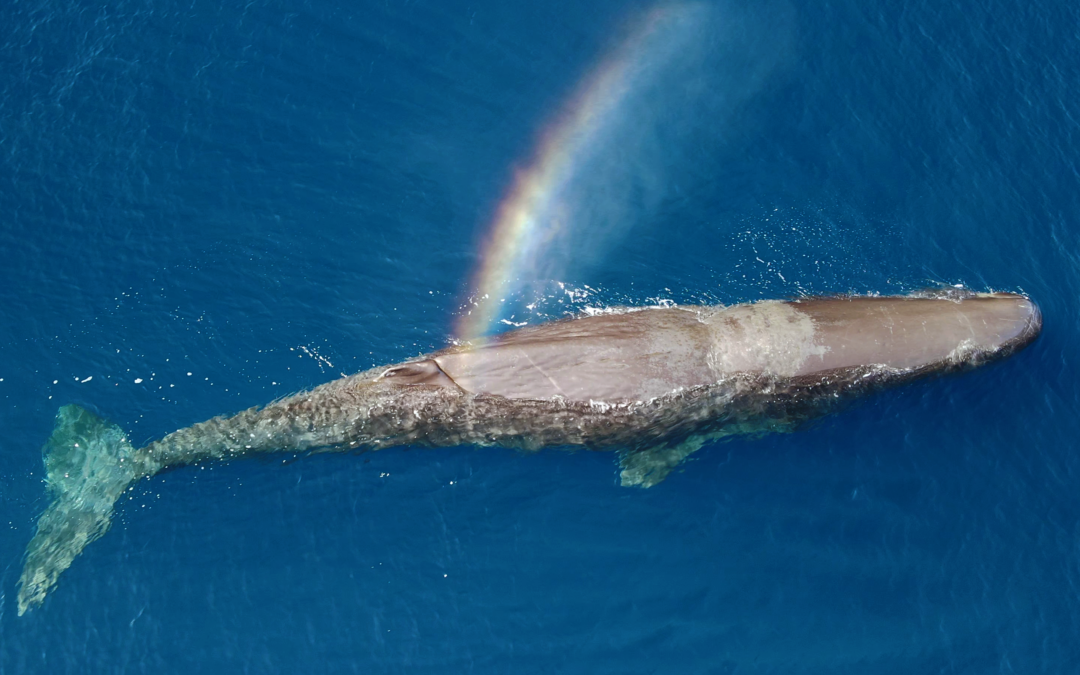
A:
[456,4,711,340]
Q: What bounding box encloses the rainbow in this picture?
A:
[456,4,701,340]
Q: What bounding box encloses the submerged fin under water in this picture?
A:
[17,291,1042,615]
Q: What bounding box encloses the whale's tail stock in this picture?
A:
[17,405,143,616]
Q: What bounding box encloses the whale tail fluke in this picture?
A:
[17,405,140,616]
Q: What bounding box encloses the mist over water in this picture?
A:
[460,2,796,337]
[547,6,794,273]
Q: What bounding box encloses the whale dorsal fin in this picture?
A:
[380,359,461,389]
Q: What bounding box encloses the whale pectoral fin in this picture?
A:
[379,360,461,390]
[617,437,707,488]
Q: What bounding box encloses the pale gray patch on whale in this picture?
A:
[699,301,829,379]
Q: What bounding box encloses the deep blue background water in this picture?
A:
[1,0,1078,672]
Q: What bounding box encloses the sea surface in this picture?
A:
[1,0,1078,672]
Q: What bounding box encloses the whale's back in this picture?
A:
[432,293,1041,403]
[434,308,716,401]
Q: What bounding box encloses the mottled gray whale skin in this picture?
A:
[17,290,1041,614]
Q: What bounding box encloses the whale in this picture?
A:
[16,290,1041,614]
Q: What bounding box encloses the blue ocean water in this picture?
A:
[1,0,1077,672]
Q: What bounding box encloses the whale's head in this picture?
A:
[787,291,1042,377]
